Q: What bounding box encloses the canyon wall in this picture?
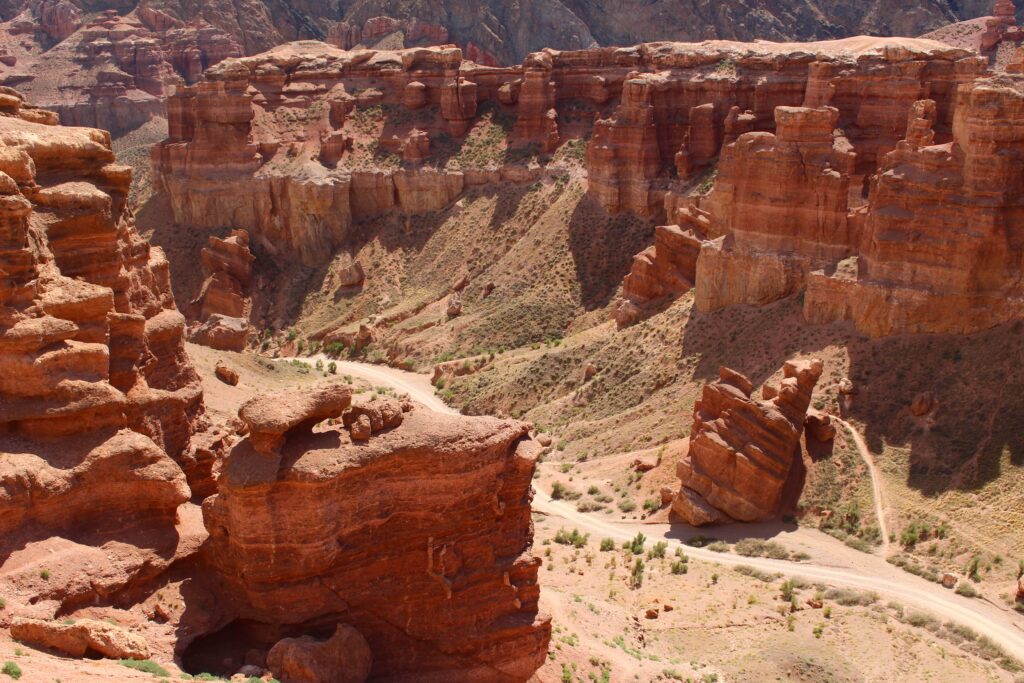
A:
[154,37,983,270]
[1,87,548,681]
[0,85,205,617]
[5,0,1005,64]
[805,75,1024,335]
[0,5,241,134]
[587,38,984,219]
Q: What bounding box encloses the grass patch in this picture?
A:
[118,659,170,677]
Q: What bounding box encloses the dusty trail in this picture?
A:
[836,417,891,555]
[284,357,1024,664]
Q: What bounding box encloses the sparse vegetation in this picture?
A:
[119,659,170,677]
[2,662,21,680]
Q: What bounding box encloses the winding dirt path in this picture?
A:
[283,358,1024,664]
[835,417,891,555]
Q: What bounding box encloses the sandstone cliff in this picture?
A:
[0,5,241,134]
[0,86,206,618]
[198,385,551,680]
[587,38,984,220]
[805,76,1024,335]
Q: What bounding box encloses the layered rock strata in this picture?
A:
[587,38,983,218]
[694,105,857,312]
[0,88,205,617]
[673,361,823,525]
[0,6,241,134]
[201,385,551,680]
[804,76,1024,335]
[154,37,981,268]
[192,229,254,320]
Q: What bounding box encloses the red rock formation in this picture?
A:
[2,7,241,134]
[587,39,983,220]
[10,617,150,660]
[513,52,560,151]
[192,229,254,320]
[0,90,206,621]
[695,105,857,312]
[267,624,372,683]
[673,360,823,525]
[201,389,550,680]
[805,76,1024,335]
[617,222,703,326]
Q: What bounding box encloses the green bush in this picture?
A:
[955,581,978,598]
[648,541,668,559]
[735,538,790,560]
[2,662,22,680]
[625,533,646,555]
[118,659,170,677]
[599,538,616,552]
[554,528,590,549]
[630,558,645,589]
[671,561,688,575]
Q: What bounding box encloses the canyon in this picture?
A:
[0,84,548,682]
[3,2,1024,682]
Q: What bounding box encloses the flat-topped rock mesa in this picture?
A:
[152,37,983,268]
[672,360,823,526]
[0,86,206,616]
[195,384,550,680]
[0,6,241,134]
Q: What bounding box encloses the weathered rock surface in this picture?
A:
[192,229,254,321]
[11,617,150,660]
[238,383,352,454]
[0,7,241,133]
[201,391,550,680]
[0,90,206,621]
[673,360,823,525]
[267,624,372,683]
[587,38,982,220]
[189,313,249,351]
[804,76,1024,335]
[696,105,857,312]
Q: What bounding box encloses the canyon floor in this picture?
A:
[184,348,1024,683]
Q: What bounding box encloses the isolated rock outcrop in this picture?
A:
[267,624,372,683]
[673,360,823,525]
[201,388,550,680]
[189,313,250,351]
[192,229,255,321]
[10,617,150,660]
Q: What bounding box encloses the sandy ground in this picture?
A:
[230,351,1024,674]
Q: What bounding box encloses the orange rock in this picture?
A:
[203,400,550,680]
[215,360,239,386]
[192,229,254,321]
[238,383,352,454]
[11,617,150,661]
[673,361,823,525]
[805,78,1024,336]
[267,624,371,683]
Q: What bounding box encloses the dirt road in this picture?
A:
[836,417,892,555]
[289,357,1024,664]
